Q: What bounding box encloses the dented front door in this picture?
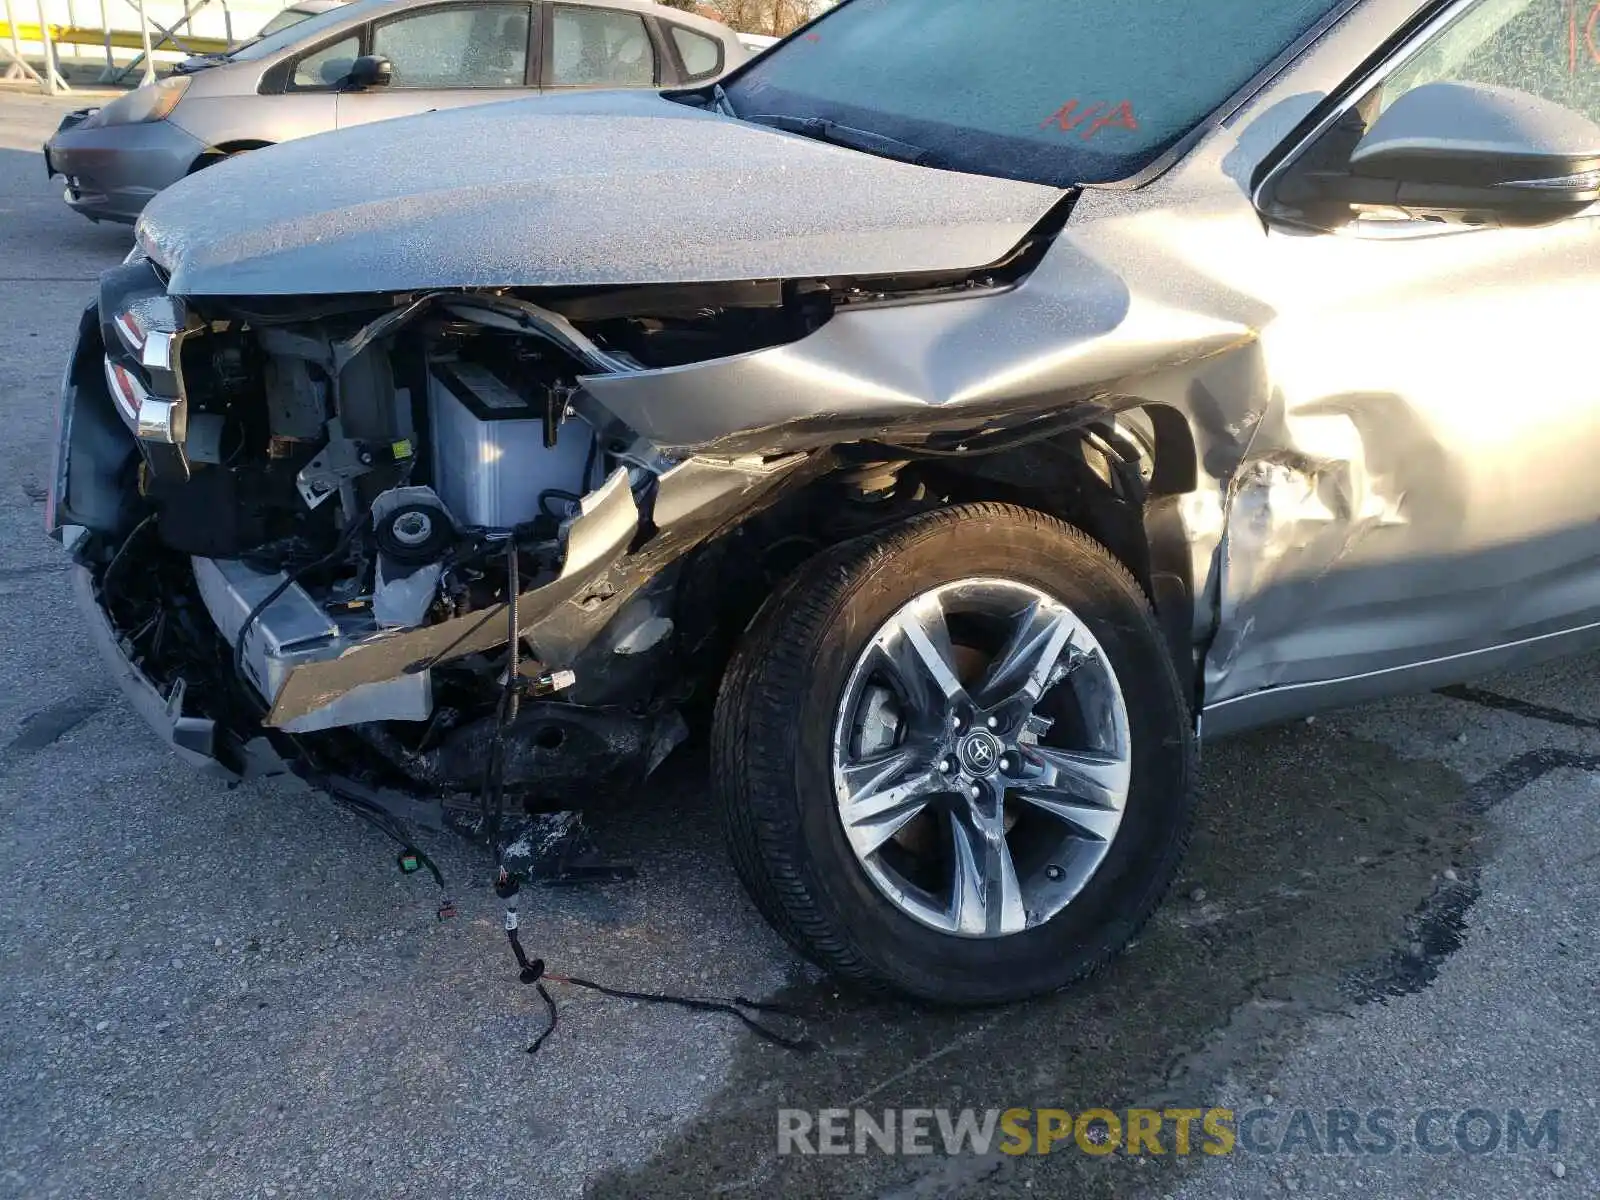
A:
[1204,211,1600,707]
[1202,0,1600,710]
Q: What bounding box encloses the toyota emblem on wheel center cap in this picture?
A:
[959,729,1002,776]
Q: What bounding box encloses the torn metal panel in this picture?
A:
[263,453,814,727]
[577,249,1255,458]
[263,466,632,725]
[193,554,434,731]
[1075,11,1600,714]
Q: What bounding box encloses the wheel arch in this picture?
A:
[187,140,275,173]
[676,407,1205,716]
[903,403,1202,706]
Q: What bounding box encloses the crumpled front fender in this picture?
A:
[579,241,1253,458]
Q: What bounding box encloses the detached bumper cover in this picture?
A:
[71,564,282,780]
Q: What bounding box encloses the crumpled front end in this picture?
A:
[58,158,1331,813]
[50,296,280,778]
[46,256,831,808]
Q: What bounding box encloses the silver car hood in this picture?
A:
[137,90,1065,297]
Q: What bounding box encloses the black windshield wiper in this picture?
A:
[744,113,936,166]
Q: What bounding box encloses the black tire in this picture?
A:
[712,502,1195,1004]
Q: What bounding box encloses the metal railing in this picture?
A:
[1,0,241,92]
[1,0,68,91]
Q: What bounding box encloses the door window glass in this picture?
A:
[1379,0,1600,121]
[550,5,655,87]
[373,4,530,88]
[292,34,358,88]
[669,24,722,80]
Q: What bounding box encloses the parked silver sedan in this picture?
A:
[43,0,747,223]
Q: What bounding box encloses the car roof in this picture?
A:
[217,0,744,75]
[294,0,736,37]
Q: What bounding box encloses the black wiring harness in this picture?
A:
[230,498,377,711]
[481,537,522,856]
[217,497,814,1060]
[498,873,815,1057]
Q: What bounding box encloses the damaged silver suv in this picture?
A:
[46,0,1600,1002]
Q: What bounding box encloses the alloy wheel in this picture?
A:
[830,578,1132,938]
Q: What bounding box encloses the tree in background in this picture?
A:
[655,0,728,19]
[717,0,814,36]
[656,0,730,20]
[658,0,832,36]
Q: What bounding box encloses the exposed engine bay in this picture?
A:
[62,257,1085,822]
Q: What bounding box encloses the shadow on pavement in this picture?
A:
[589,722,1477,1200]
[0,145,134,282]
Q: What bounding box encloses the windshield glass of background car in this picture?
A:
[256,6,315,38]
[725,0,1350,186]
[229,0,376,60]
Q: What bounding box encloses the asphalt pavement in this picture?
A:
[1,88,1596,1200]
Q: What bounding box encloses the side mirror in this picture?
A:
[345,54,393,90]
[1271,81,1600,229]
